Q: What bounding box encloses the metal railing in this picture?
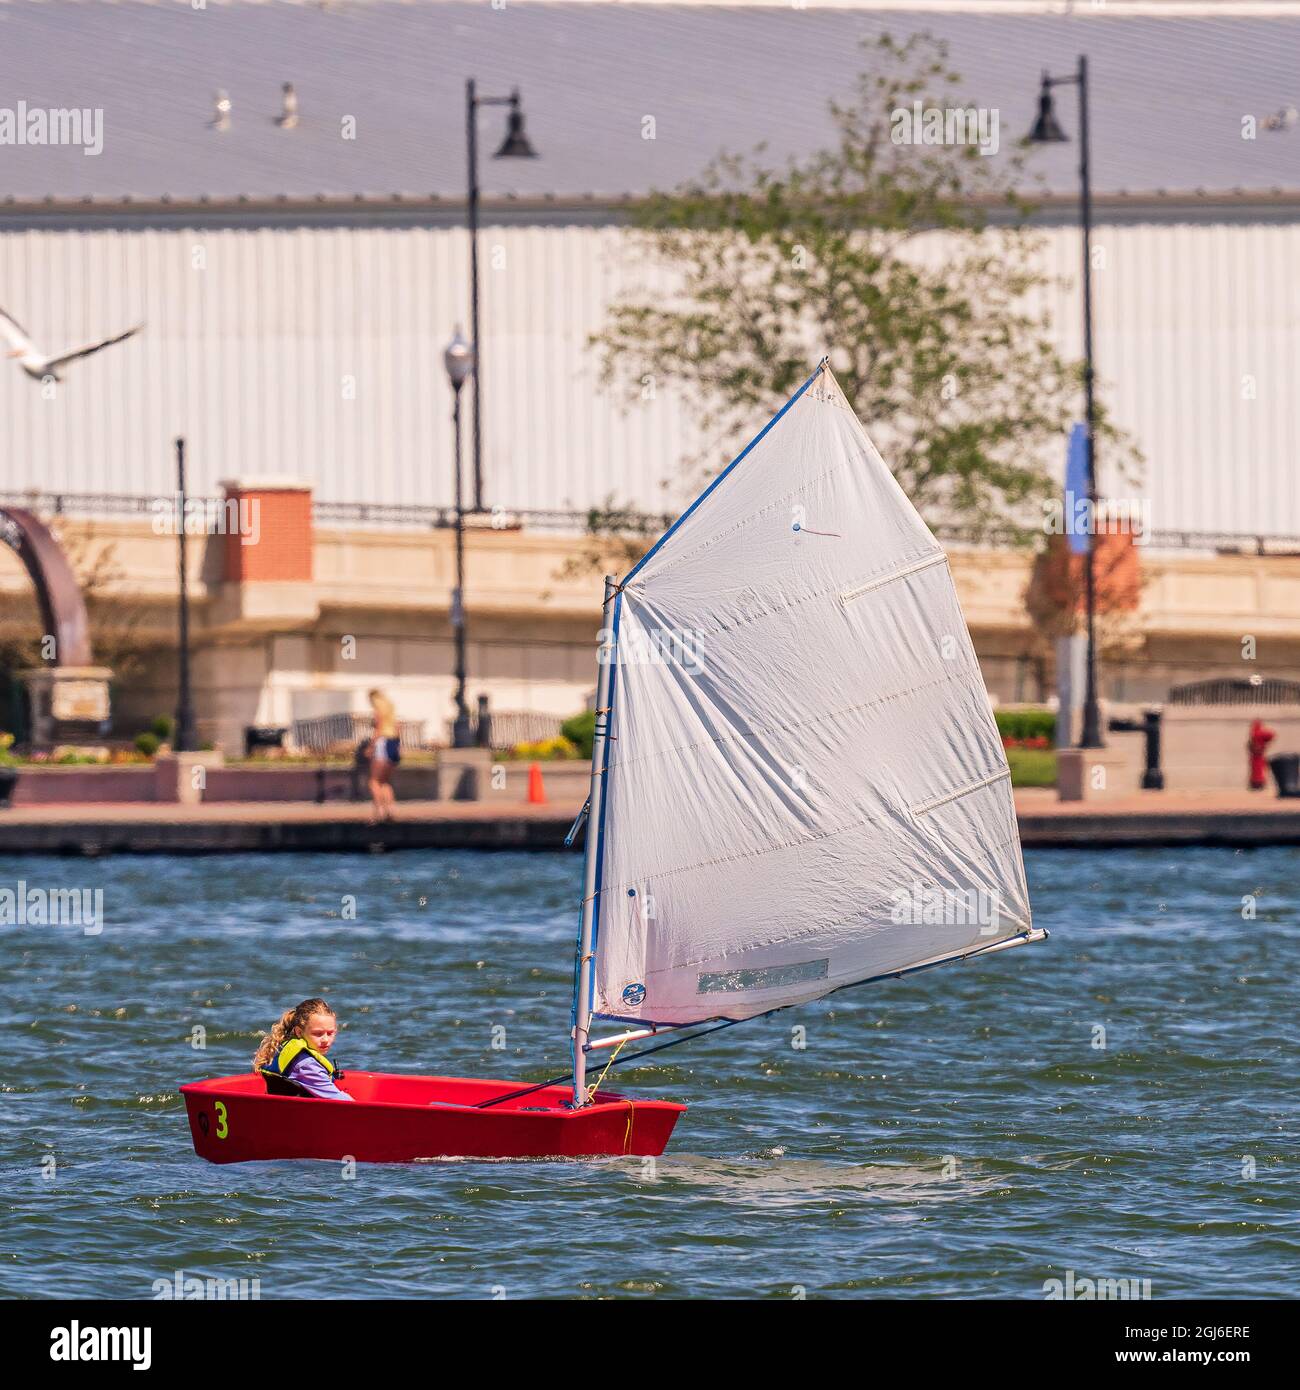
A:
[0,490,670,536]
[290,712,427,755]
[0,490,164,518]
[1168,677,1300,706]
[4,488,1300,553]
[288,708,568,755]
[457,710,568,751]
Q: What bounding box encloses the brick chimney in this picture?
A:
[218,477,313,583]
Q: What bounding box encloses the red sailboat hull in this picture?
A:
[180,1071,686,1163]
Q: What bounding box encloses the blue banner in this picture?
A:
[1065,422,1089,555]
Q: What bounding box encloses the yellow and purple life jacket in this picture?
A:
[258,1037,344,1097]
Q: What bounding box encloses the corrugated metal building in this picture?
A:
[1,0,1300,537]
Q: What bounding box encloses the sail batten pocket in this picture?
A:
[840,551,947,605]
[911,768,1011,817]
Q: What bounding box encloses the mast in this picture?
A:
[571,575,618,1106]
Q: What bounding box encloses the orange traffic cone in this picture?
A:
[527,761,547,805]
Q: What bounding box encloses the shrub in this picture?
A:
[134,732,160,758]
[150,714,175,741]
[561,710,597,760]
[994,709,1056,743]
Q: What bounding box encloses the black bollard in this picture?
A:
[1270,754,1300,798]
[1141,708,1164,790]
[1108,708,1164,791]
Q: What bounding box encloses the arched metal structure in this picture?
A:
[0,507,93,666]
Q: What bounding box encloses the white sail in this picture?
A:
[589,362,1035,1027]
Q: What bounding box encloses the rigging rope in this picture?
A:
[585,1034,628,1106]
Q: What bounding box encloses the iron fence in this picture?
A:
[290,712,426,755]
[4,489,1300,554]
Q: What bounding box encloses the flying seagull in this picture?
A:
[0,308,143,383]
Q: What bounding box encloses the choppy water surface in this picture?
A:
[1,847,1296,1299]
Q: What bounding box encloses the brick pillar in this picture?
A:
[218,478,313,583]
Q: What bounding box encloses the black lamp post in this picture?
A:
[465,81,538,514]
[444,328,475,749]
[173,436,197,753]
[1029,56,1104,749]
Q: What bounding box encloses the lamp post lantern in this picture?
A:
[1029,55,1104,749]
[444,328,475,749]
[465,81,538,514]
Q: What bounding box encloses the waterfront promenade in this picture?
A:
[2,789,1299,854]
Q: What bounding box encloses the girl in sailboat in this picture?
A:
[366,687,400,822]
[253,998,352,1100]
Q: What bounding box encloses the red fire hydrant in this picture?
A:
[1248,718,1275,790]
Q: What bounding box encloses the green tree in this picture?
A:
[592,32,1132,545]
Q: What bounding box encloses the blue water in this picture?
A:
[1,847,1296,1299]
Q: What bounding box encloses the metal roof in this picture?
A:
[0,1,1298,206]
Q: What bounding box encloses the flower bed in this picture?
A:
[503,736,582,762]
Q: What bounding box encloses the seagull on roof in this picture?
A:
[0,308,143,383]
